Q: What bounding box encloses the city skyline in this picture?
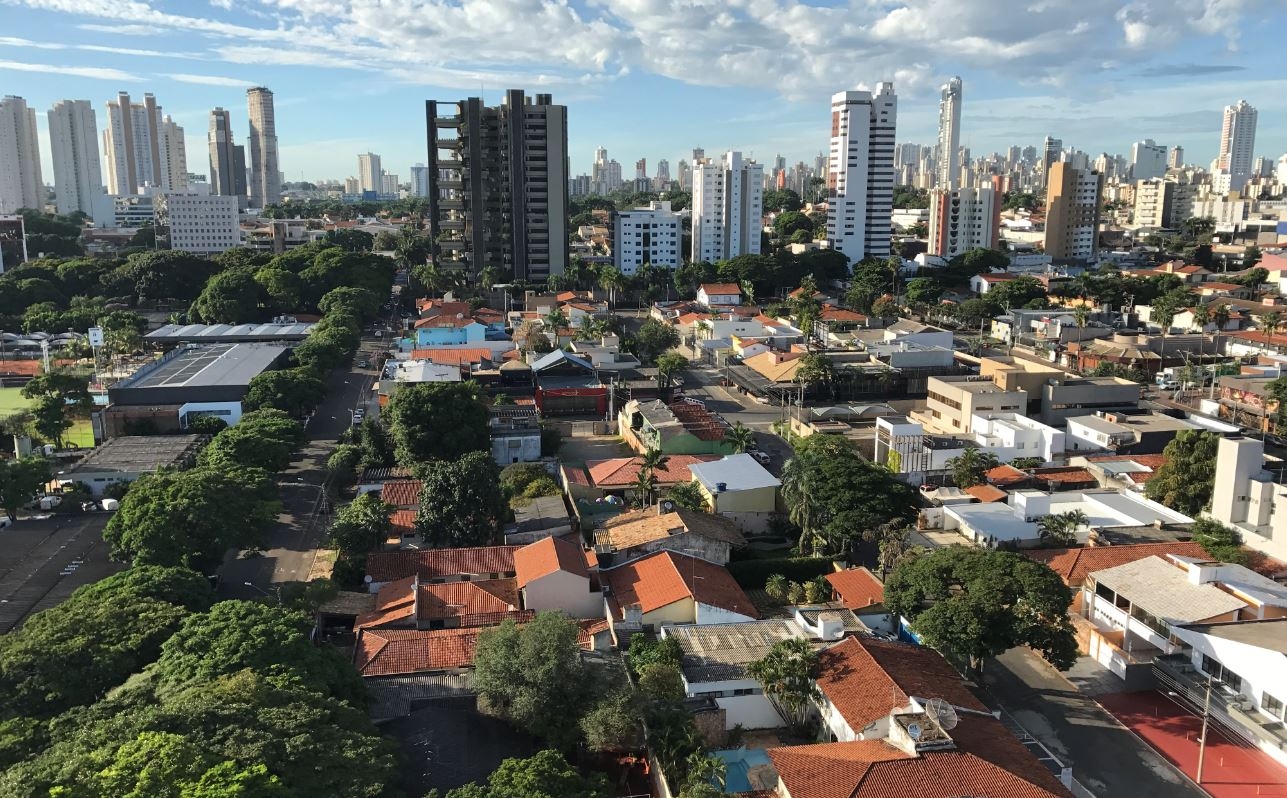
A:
[2,0,1286,185]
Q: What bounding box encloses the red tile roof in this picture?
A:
[365,546,520,583]
[514,536,590,587]
[964,484,1008,503]
[599,550,758,620]
[353,628,481,677]
[1024,542,1210,587]
[414,315,482,329]
[985,464,1030,487]
[417,300,472,317]
[390,509,416,536]
[409,347,494,366]
[380,480,422,507]
[825,567,885,610]
[668,399,728,441]
[820,307,867,323]
[1086,454,1167,484]
[585,454,719,488]
[699,283,742,296]
[356,576,524,630]
[1030,467,1096,485]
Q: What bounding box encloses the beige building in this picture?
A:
[689,454,782,532]
[979,356,1064,401]
[923,375,1026,434]
[1044,162,1102,261]
[1133,179,1197,229]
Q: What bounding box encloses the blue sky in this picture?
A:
[3,0,1285,184]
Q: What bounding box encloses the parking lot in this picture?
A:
[0,513,122,632]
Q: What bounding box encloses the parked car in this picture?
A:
[751,451,771,466]
[0,515,12,529]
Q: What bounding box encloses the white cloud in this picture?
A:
[0,58,141,80]
[166,72,253,87]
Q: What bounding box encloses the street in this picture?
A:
[983,647,1205,798]
[0,513,121,632]
[678,362,795,472]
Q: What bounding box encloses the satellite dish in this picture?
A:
[660,500,676,512]
[906,722,923,740]
[925,697,959,731]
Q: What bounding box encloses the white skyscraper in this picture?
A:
[358,152,382,193]
[246,87,280,208]
[160,115,187,192]
[410,163,429,197]
[826,83,897,262]
[1216,99,1257,191]
[1130,139,1167,181]
[48,100,102,217]
[691,151,764,263]
[103,92,176,194]
[935,76,962,188]
[0,96,42,214]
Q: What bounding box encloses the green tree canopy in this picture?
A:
[192,268,265,324]
[885,547,1077,671]
[1143,430,1220,516]
[243,368,326,417]
[199,409,306,473]
[386,381,489,464]
[442,750,610,798]
[947,448,1000,488]
[328,492,393,557]
[1191,517,1246,564]
[0,456,51,516]
[416,451,505,548]
[746,638,820,734]
[630,318,681,364]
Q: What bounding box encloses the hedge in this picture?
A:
[727,557,837,589]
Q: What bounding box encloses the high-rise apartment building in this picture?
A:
[612,200,682,274]
[1133,179,1197,229]
[691,151,763,264]
[357,153,382,193]
[410,163,430,197]
[1043,162,1102,261]
[424,90,569,281]
[48,99,102,217]
[158,193,241,254]
[677,159,691,191]
[0,96,42,214]
[655,159,670,189]
[246,87,281,208]
[381,172,399,196]
[634,158,647,180]
[826,84,897,262]
[928,180,1000,257]
[208,108,247,208]
[160,115,187,191]
[936,77,962,188]
[1168,145,1184,169]
[1130,139,1167,181]
[102,92,182,194]
[1216,99,1257,190]
[1040,136,1062,186]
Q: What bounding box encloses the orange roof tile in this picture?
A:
[414,315,482,329]
[513,536,590,587]
[985,464,1030,487]
[417,300,472,317]
[417,579,519,621]
[699,283,742,296]
[977,272,1020,283]
[408,347,494,366]
[964,484,1008,503]
[585,454,719,487]
[353,628,480,677]
[391,509,416,536]
[366,546,520,583]
[825,568,885,610]
[599,550,758,620]
[380,480,422,507]
[1086,454,1167,484]
[1024,542,1210,587]
[1030,466,1096,485]
[820,307,867,322]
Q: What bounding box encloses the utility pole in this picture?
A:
[1196,674,1213,784]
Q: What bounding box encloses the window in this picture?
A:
[1265,693,1284,719]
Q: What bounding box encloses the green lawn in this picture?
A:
[0,388,95,448]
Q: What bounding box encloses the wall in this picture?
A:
[706,484,777,515]
[491,431,541,466]
[621,532,732,567]
[640,596,697,630]
[685,676,782,729]
[522,571,602,619]
[695,602,757,625]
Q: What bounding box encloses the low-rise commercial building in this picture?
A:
[1065,410,1198,454]
[1040,377,1141,427]
[922,375,1027,434]
[54,434,205,496]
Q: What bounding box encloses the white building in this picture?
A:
[1216,99,1257,191]
[160,115,188,192]
[826,84,897,263]
[936,489,1193,548]
[381,172,399,196]
[103,92,181,195]
[246,87,280,208]
[691,151,763,263]
[928,183,999,257]
[612,200,681,274]
[1133,179,1197,229]
[875,413,1063,481]
[159,193,241,254]
[47,100,103,218]
[1211,436,1287,562]
[1130,139,1167,181]
[935,77,962,188]
[0,95,43,214]
[410,163,429,197]
[358,152,382,193]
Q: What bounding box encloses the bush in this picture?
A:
[500,462,549,497]
[522,477,561,499]
[726,557,836,590]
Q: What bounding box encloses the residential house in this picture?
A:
[506,495,573,545]
[1024,541,1210,613]
[875,413,1063,483]
[618,398,735,455]
[697,283,742,307]
[920,375,1027,434]
[570,335,642,372]
[593,507,745,567]
[1064,410,1197,454]
[413,315,487,347]
[489,404,542,465]
[825,567,894,633]
[598,550,758,640]
[969,271,1022,294]
[1153,260,1212,284]
[1079,553,1287,680]
[353,627,482,679]
[365,546,521,592]
[530,349,607,416]
[512,535,601,618]
[380,479,422,510]
[741,349,804,384]
[576,454,720,504]
[355,575,525,631]
[688,454,781,531]
[1079,453,1169,492]
[814,306,869,348]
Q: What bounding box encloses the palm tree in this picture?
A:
[946,448,1000,488]
[597,265,625,308]
[1211,303,1231,331]
[725,422,755,453]
[631,468,658,509]
[684,753,727,791]
[640,446,670,478]
[479,265,497,295]
[1192,303,1210,332]
[740,279,756,306]
[1072,306,1089,333]
[780,455,817,553]
[543,308,569,332]
[1037,510,1088,547]
[747,638,822,735]
[1263,311,1282,352]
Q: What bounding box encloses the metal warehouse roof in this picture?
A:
[145,322,316,343]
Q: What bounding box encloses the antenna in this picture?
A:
[924,697,959,731]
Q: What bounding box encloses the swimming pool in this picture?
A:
[711,747,773,793]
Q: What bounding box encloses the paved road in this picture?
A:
[983,647,1204,798]
[0,513,121,632]
[217,334,384,601]
[678,363,795,472]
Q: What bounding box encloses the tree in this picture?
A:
[665,481,709,512]
[724,422,755,453]
[472,613,596,750]
[328,492,393,557]
[104,467,280,571]
[656,351,689,390]
[1244,246,1263,270]
[444,750,611,798]
[795,353,835,397]
[322,228,375,252]
[631,318,681,364]
[1037,509,1087,547]
[1144,430,1221,516]
[747,638,820,734]
[580,687,642,752]
[773,210,813,239]
[885,547,1077,672]
[870,295,899,318]
[985,275,1048,309]
[0,455,50,516]
[1264,311,1283,352]
[1191,517,1246,564]
[416,451,505,548]
[243,368,326,416]
[199,409,305,473]
[254,267,303,313]
[327,443,363,486]
[947,448,1000,488]
[637,662,686,703]
[191,268,265,323]
[903,277,943,308]
[386,381,489,464]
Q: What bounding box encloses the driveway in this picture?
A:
[983,648,1205,798]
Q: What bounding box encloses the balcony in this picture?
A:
[1153,654,1287,754]
[434,115,461,127]
[438,180,463,191]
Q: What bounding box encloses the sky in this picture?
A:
[2,0,1286,185]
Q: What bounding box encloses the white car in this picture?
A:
[751,451,771,466]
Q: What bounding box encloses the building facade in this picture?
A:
[103,92,179,194]
[612,200,681,274]
[927,179,1000,257]
[1043,162,1102,261]
[0,96,44,214]
[1133,179,1197,229]
[246,87,281,208]
[1130,139,1167,181]
[410,163,429,197]
[207,108,247,208]
[826,84,897,263]
[159,193,241,254]
[691,150,763,264]
[357,152,382,193]
[160,115,188,192]
[48,100,103,217]
[425,90,569,281]
[1217,99,1257,191]
[935,77,962,188]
